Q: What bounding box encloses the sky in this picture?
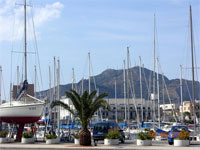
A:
[0,0,200,100]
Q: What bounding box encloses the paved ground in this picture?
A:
[0,140,200,150]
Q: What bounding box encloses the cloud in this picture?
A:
[33,2,64,27]
[0,1,64,42]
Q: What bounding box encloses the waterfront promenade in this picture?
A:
[0,140,200,150]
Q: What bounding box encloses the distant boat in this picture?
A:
[0,0,45,141]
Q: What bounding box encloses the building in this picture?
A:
[179,100,200,117]
[55,97,153,123]
[160,103,177,121]
[101,98,153,121]
[160,104,175,111]
[60,98,74,122]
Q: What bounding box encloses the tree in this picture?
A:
[51,90,110,146]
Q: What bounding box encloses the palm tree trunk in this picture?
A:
[79,128,91,146]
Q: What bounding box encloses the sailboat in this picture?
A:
[0,0,45,141]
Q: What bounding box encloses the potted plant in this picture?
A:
[174,129,190,146]
[45,133,59,144]
[104,130,121,145]
[72,133,79,145]
[21,132,35,144]
[51,90,110,146]
[0,129,10,143]
[136,128,154,146]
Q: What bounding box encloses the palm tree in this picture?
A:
[51,90,110,146]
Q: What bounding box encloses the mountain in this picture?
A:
[37,67,200,105]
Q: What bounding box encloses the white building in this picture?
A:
[60,98,74,121]
[102,98,153,121]
[55,97,154,123]
[160,104,175,111]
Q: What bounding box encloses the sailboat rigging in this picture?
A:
[189,5,197,136]
[0,0,45,141]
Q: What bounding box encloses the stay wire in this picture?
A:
[30,3,44,90]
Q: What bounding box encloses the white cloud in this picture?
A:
[33,2,64,27]
[0,1,64,42]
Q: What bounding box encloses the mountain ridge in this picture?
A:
[38,66,200,105]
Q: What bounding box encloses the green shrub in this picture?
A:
[174,129,190,140]
[72,133,79,139]
[137,129,155,140]
[0,129,8,138]
[104,130,121,139]
[22,132,33,138]
[45,133,57,139]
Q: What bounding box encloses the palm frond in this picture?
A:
[88,90,97,106]
[88,99,110,120]
[65,92,81,114]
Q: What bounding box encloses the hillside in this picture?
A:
[37,67,200,104]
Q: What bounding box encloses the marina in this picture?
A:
[0,0,200,149]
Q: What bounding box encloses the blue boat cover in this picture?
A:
[156,128,168,134]
[15,80,28,99]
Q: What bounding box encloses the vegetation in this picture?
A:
[174,129,190,140]
[137,128,155,140]
[45,133,57,139]
[72,133,79,139]
[22,132,33,138]
[51,90,110,146]
[0,129,7,138]
[104,130,121,139]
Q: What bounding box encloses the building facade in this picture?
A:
[57,98,153,123]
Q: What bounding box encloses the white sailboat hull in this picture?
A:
[0,102,45,124]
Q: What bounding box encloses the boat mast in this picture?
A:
[153,14,156,129]
[82,78,84,94]
[157,58,160,128]
[123,60,127,122]
[23,0,27,104]
[97,88,103,121]
[72,68,75,90]
[17,66,19,92]
[139,56,143,122]
[34,65,36,96]
[24,0,27,82]
[127,47,130,125]
[57,58,60,137]
[180,65,183,123]
[189,5,196,136]
[53,56,56,129]
[88,52,91,94]
[48,64,51,125]
[115,80,118,123]
[162,73,165,122]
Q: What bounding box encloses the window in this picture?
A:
[94,123,108,131]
